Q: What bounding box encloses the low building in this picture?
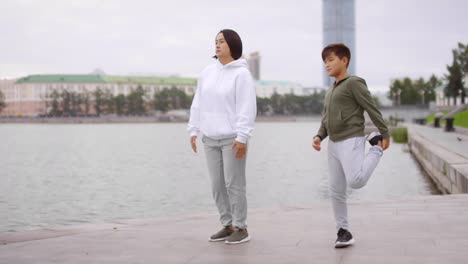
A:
[0,74,326,117]
[0,74,197,116]
[255,80,324,98]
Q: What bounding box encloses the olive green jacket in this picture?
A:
[316,75,389,142]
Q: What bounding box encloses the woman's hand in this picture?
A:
[231,140,247,159]
[190,136,197,153]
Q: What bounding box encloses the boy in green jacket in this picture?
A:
[312,43,390,248]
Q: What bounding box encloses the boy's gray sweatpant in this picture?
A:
[203,135,248,229]
[328,136,383,231]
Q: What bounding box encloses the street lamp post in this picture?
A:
[459,88,463,105]
[420,89,425,105]
[396,89,401,106]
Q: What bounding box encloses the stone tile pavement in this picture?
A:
[1,194,467,264]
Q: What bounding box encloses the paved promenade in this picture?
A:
[407,123,468,159]
[1,194,468,264]
[2,122,468,263]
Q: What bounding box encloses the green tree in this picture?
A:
[256,97,272,116]
[153,87,189,112]
[61,90,71,116]
[270,93,285,115]
[414,77,426,105]
[388,79,402,105]
[456,43,468,75]
[170,87,190,109]
[283,94,302,115]
[0,90,5,113]
[445,50,464,105]
[453,43,467,103]
[303,91,325,114]
[49,90,61,116]
[94,88,104,116]
[114,94,127,116]
[83,92,90,116]
[102,88,115,114]
[154,90,169,113]
[70,91,82,116]
[402,77,420,104]
[308,90,327,114]
[425,74,441,103]
[41,92,49,116]
[127,86,146,115]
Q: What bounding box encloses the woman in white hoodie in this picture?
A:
[188,29,257,245]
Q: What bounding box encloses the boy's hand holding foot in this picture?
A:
[381,138,390,150]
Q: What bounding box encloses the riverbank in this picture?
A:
[407,123,468,194]
[0,115,322,124]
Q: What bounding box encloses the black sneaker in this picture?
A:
[335,228,355,248]
[209,226,234,242]
[367,131,383,146]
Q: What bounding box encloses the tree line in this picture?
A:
[388,75,440,105]
[0,90,5,113]
[43,86,326,117]
[257,91,326,115]
[0,84,328,117]
[44,86,192,117]
[389,42,467,105]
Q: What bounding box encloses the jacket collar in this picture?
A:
[333,74,352,87]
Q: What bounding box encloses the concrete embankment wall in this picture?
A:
[408,129,468,194]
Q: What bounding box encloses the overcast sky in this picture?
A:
[1,0,467,91]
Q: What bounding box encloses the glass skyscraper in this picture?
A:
[322,0,356,87]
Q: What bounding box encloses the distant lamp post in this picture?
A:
[420,89,425,105]
[459,88,463,105]
[396,89,401,106]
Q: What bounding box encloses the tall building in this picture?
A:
[322,0,356,87]
[247,51,261,80]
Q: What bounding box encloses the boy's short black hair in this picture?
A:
[322,43,351,68]
[214,29,243,60]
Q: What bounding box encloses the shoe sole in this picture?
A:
[208,236,229,242]
[335,238,355,248]
[225,235,251,245]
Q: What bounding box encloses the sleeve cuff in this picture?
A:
[235,135,248,144]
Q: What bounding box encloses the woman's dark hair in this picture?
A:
[213,29,243,60]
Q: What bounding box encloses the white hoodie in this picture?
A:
[187,59,257,143]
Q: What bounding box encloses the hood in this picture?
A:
[216,58,248,69]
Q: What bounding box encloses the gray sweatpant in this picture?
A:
[202,135,248,229]
[328,136,383,231]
